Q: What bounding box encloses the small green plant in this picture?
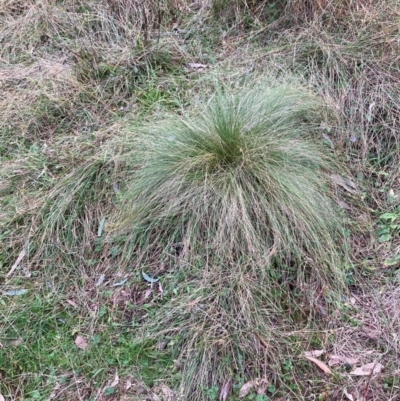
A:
[376,206,400,242]
[205,386,219,400]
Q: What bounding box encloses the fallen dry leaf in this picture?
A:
[330,174,358,194]
[219,377,232,401]
[75,335,88,350]
[338,200,351,210]
[110,372,119,387]
[159,383,175,401]
[66,299,78,308]
[49,383,62,400]
[149,394,161,401]
[305,356,332,375]
[322,133,334,149]
[125,376,133,391]
[156,341,168,350]
[11,338,23,347]
[256,378,269,395]
[350,362,383,376]
[239,380,256,398]
[239,378,268,398]
[328,355,358,367]
[187,63,207,69]
[304,350,325,358]
[343,388,354,401]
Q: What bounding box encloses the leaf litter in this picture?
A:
[219,377,232,401]
[75,335,88,350]
[304,356,332,375]
[328,355,359,367]
[304,350,325,358]
[239,377,268,398]
[350,362,383,376]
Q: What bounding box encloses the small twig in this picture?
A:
[362,361,377,400]
[6,240,29,277]
[254,332,270,350]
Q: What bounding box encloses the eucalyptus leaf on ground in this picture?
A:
[304,356,332,375]
[142,272,160,283]
[3,289,28,296]
[112,278,128,287]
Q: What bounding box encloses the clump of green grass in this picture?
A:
[119,81,347,293]
[120,81,349,399]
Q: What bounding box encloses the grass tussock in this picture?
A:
[119,81,349,399]
[119,82,347,297]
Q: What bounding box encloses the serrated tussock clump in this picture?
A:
[120,82,347,295]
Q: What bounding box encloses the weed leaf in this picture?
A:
[103,387,115,396]
[384,255,400,267]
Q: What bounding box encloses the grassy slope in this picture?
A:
[1,1,400,400]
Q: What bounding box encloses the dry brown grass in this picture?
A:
[288,0,376,23]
